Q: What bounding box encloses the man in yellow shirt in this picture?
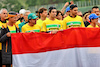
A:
[0,8,8,29]
[22,13,41,33]
[56,10,63,21]
[0,11,19,67]
[0,8,8,66]
[41,6,62,34]
[63,4,85,29]
[36,7,47,27]
[87,13,99,28]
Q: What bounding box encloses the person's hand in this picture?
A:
[64,2,69,7]
[70,1,74,5]
[30,30,35,33]
[6,32,11,37]
[51,30,58,34]
[59,29,63,31]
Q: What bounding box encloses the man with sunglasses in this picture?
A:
[22,13,41,33]
[0,8,8,67]
[0,11,20,67]
[41,6,62,34]
[0,9,8,29]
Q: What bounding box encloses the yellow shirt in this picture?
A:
[87,25,99,28]
[8,25,16,33]
[58,20,63,24]
[41,18,62,32]
[22,23,41,33]
[36,19,44,27]
[63,15,85,29]
[15,20,21,27]
[0,21,6,29]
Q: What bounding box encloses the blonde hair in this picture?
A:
[83,13,90,22]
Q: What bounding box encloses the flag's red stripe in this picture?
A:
[11,28,100,54]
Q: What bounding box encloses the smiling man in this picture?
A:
[22,13,41,33]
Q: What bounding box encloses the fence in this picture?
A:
[28,0,100,13]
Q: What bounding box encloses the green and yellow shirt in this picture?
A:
[22,23,41,33]
[41,19,62,32]
[63,15,85,29]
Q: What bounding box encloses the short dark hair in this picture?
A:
[49,6,56,13]
[38,7,47,18]
[35,11,38,13]
[70,4,77,10]
[38,7,47,14]
[56,10,63,16]
[92,6,99,9]
[83,12,89,17]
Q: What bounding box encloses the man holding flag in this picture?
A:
[0,12,20,67]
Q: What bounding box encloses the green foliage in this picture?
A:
[0,0,90,12]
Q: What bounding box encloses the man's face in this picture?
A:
[56,13,62,20]
[41,10,47,17]
[9,16,17,23]
[92,8,99,16]
[17,14,21,20]
[91,18,98,23]
[86,15,90,21]
[71,7,78,16]
[24,12,31,21]
[29,19,37,24]
[49,9,57,18]
[66,11,70,16]
[0,10,7,19]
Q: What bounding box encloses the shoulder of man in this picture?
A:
[22,23,28,28]
[2,23,7,29]
[76,15,83,19]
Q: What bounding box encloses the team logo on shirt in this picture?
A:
[71,23,73,25]
[49,28,59,30]
[57,25,59,27]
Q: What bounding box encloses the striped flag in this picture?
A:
[11,28,100,67]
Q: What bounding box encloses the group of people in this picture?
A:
[0,1,100,67]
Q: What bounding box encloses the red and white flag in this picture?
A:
[11,28,100,67]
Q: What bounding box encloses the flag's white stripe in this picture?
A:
[13,47,100,67]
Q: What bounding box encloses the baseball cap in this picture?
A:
[28,13,38,20]
[89,13,99,20]
[19,9,26,15]
[7,11,17,19]
[66,6,70,12]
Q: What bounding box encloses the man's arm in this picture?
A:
[0,29,11,43]
[61,1,74,14]
[61,2,69,14]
